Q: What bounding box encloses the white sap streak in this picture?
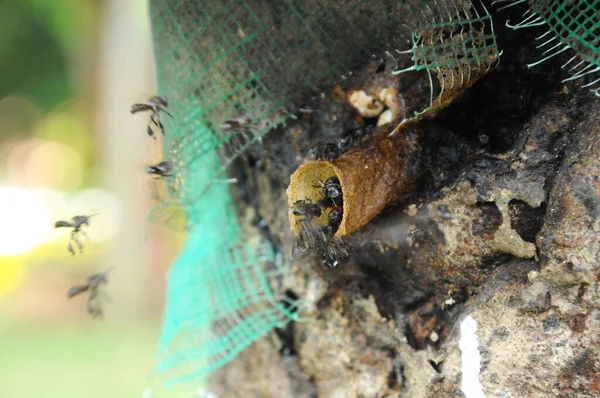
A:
[459,315,486,398]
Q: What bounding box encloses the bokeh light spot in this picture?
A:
[6,138,84,190]
[26,141,83,189]
[0,187,52,256]
[35,105,93,162]
[0,256,26,299]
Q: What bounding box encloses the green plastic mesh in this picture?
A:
[146,0,501,389]
[502,0,600,96]
[148,129,302,386]
[393,0,500,114]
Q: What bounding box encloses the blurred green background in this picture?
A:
[0,0,183,396]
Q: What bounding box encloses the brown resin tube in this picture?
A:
[287,134,413,238]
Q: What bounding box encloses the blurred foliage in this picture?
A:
[0,321,160,398]
[0,0,97,116]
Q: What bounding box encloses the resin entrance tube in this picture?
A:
[287,137,409,238]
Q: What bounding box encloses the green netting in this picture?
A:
[393,0,500,112]
[146,0,501,390]
[148,130,302,389]
[502,0,600,96]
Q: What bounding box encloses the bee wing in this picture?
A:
[130,103,152,114]
[54,221,72,228]
[67,285,88,298]
[147,202,188,233]
[290,222,330,260]
[290,238,310,261]
[148,178,167,202]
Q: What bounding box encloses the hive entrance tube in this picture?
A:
[287,135,410,238]
[287,161,339,233]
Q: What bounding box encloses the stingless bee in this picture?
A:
[67,268,111,319]
[314,176,343,207]
[292,198,322,223]
[54,214,98,255]
[309,141,341,162]
[143,160,188,233]
[146,160,173,178]
[130,95,172,139]
[327,208,343,234]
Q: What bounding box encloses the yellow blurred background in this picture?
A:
[0,0,183,396]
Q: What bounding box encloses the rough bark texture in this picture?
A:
[209,5,600,397]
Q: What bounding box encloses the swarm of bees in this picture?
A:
[52,94,176,319]
[291,174,349,270]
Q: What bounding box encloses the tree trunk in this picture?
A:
[208,9,600,398]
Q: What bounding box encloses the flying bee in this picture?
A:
[221,112,253,132]
[321,235,351,270]
[220,112,259,157]
[146,160,177,202]
[290,220,330,260]
[292,198,322,223]
[290,213,352,270]
[54,214,98,255]
[143,160,188,233]
[130,95,172,140]
[314,176,343,207]
[67,268,111,319]
[146,160,173,178]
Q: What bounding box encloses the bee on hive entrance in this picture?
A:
[130,95,172,139]
[54,214,98,255]
[327,208,343,235]
[314,176,343,207]
[338,125,373,153]
[67,268,111,319]
[292,198,322,223]
[309,141,340,162]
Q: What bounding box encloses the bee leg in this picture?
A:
[161,107,173,118]
[87,292,103,319]
[147,124,156,140]
[72,235,83,254]
[151,113,165,135]
[68,242,75,256]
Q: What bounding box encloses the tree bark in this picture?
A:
[209,11,600,398]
